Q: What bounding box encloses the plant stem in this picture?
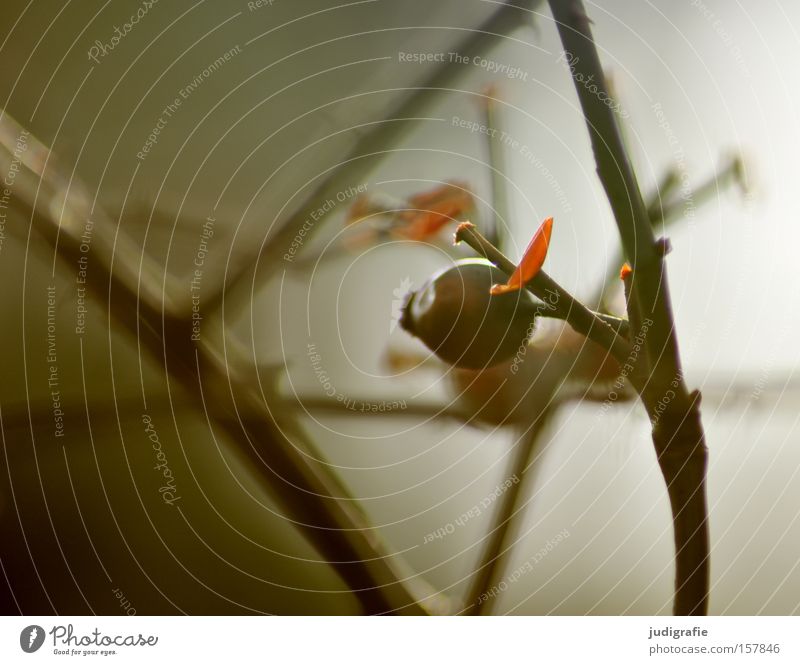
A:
[455,222,630,361]
[652,154,745,227]
[548,0,709,615]
[465,410,553,615]
[482,87,510,251]
[594,156,745,310]
[593,168,680,310]
[646,170,682,224]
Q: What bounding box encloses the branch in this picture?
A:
[652,154,745,228]
[203,0,544,315]
[646,169,682,224]
[465,410,553,614]
[454,222,630,361]
[481,86,510,250]
[593,155,745,309]
[0,110,448,616]
[548,0,709,615]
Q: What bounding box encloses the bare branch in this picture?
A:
[465,410,553,614]
[548,0,709,615]
[594,155,745,310]
[0,110,448,616]
[481,86,510,250]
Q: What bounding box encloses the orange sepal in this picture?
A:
[619,262,633,280]
[490,217,553,295]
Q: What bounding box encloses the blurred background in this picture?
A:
[0,0,798,615]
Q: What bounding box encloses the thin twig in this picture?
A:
[646,170,682,223]
[482,87,510,251]
[465,410,553,614]
[593,168,679,310]
[462,86,547,615]
[594,156,745,309]
[652,154,745,228]
[548,0,710,615]
[454,222,631,360]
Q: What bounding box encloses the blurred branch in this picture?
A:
[0,110,449,616]
[464,409,553,614]
[203,0,543,314]
[8,371,786,441]
[482,87,510,250]
[549,0,709,615]
[652,153,745,228]
[646,169,682,223]
[594,155,746,310]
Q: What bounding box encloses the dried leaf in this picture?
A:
[397,182,474,240]
[345,182,474,244]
